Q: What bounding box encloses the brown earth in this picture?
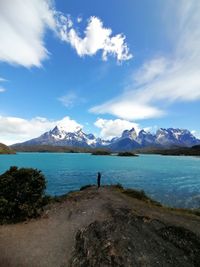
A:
[0,186,200,267]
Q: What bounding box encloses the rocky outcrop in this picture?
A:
[70,207,200,267]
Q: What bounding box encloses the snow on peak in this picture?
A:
[56,116,82,133]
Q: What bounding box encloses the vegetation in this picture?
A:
[122,188,161,206]
[113,184,200,216]
[12,145,112,154]
[117,151,138,157]
[113,184,161,206]
[92,150,111,155]
[0,143,15,154]
[135,145,200,156]
[0,166,47,224]
[11,144,89,153]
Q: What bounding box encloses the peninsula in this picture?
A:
[0,185,200,267]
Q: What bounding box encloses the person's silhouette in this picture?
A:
[97,172,101,188]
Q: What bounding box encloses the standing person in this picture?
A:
[97,172,101,188]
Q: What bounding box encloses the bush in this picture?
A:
[0,166,46,223]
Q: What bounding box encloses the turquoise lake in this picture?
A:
[0,153,200,209]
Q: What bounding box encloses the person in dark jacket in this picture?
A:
[97,172,101,188]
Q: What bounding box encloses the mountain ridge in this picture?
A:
[11,125,200,151]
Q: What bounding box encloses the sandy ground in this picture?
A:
[0,186,200,267]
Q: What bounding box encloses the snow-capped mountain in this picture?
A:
[15,125,110,148]
[155,128,199,147]
[108,128,200,151]
[13,125,200,151]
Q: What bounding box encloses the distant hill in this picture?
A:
[11,145,91,153]
[135,145,200,156]
[11,125,200,152]
[0,143,15,154]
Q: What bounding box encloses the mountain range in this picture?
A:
[12,125,200,152]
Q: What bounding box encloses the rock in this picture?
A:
[70,208,200,267]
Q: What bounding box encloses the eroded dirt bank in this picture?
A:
[0,186,200,267]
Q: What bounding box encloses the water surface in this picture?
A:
[0,153,200,208]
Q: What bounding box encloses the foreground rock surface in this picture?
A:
[0,186,200,267]
[70,208,200,267]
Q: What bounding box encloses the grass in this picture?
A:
[113,184,200,217]
[166,207,200,217]
[112,184,161,206]
[122,189,162,206]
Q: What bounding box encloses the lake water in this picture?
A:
[0,153,200,209]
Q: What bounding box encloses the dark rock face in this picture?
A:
[70,208,200,267]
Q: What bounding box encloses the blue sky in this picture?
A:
[0,0,200,144]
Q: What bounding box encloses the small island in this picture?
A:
[91,150,111,155]
[117,151,138,157]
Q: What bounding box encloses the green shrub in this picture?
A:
[0,166,46,223]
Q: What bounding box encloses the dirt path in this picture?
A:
[0,186,200,267]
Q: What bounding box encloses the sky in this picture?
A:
[0,0,200,145]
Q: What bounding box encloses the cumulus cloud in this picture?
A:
[0,116,82,145]
[0,0,56,67]
[57,16,132,62]
[94,118,140,139]
[0,2,131,67]
[90,0,200,120]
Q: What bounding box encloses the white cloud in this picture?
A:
[133,57,169,85]
[0,88,6,93]
[94,118,140,140]
[90,96,164,120]
[0,116,82,145]
[191,130,200,139]
[57,16,132,62]
[0,0,55,67]
[58,92,77,108]
[58,92,86,108]
[0,77,7,82]
[0,76,7,92]
[77,16,82,23]
[90,1,200,120]
[0,2,132,67]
